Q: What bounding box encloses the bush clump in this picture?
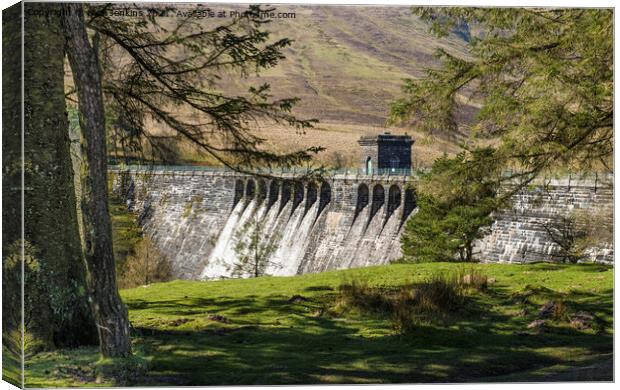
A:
[333,268,491,334]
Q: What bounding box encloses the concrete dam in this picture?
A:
[112,168,416,279]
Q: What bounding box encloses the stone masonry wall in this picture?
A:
[111,169,415,279]
[112,170,245,279]
[475,177,613,264]
[112,169,613,280]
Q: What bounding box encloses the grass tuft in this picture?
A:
[333,269,485,334]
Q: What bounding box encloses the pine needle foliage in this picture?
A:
[84,4,323,171]
[390,8,612,177]
[401,148,503,262]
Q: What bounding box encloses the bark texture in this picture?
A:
[2,2,97,350]
[63,3,132,357]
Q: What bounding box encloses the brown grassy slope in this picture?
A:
[196,6,471,167]
[77,5,472,167]
[222,5,472,126]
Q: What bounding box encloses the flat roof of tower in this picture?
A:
[358,132,414,145]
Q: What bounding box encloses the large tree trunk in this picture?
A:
[2,2,97,352]
[63,3,132,358]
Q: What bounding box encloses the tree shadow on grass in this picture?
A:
[126,289,612,385]
[131,320,578,385]
[523,262,612,273]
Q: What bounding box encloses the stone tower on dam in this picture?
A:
[358,133,414,175]
[112,136,612,280]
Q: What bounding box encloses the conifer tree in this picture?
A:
[390,8,612,179]
[231,212,280,278]
[401,149,502,262]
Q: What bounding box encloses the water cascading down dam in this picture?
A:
[113,168,418,279]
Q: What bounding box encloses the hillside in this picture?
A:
[237,5,472,126]
[228,6,472,167]
[25,262,613,386]
[97,5,472,168]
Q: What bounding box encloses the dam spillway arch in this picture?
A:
[387,184,401,216]
[367,184,385,229]
[318,181,331,216]
[280,181,292,213]
[245,179,256,200]
[401,188,416,227]
[268,180,279,209]
[305,182,318,215]
[353,183,369,225]
[292,181,305,214]
[257,179,267,203]
[234,179,244,206]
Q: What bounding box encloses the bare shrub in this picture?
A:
[390,288,417,334]
[540,210,613,263]
[539,300,568,321]
[553,301,568,321]
[390,274,466,333]
[333,279,391,315]
[333,270,488,334]
[455,266,489,291]
[118,237,172,289]
[414,274,465,311]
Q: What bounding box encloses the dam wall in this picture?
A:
[112,168,416,279]
[112,168,613,280]
[475,176,613,264]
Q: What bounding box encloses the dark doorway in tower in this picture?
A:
[389,157,400,173]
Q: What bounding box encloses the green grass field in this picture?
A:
[24,262,613,386]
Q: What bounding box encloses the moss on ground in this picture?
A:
[24,262,613,386]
